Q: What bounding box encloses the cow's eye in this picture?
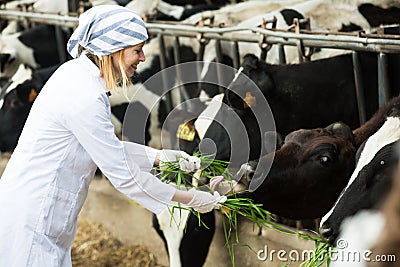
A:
[319,156,331,166]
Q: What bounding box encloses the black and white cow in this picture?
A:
[0,24,69,78]
[0,64,59,152]
[325,144,400,267]
[366,160,400,267]
[320,112,400,244]
[152,206,215,267]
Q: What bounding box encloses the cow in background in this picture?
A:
[0,24,69,78]
[0,64,59,152]
[126,0,221,21]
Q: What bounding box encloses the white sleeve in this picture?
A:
[122,141,159,172]
[63,94,175,214]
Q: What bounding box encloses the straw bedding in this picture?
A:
[72,219,165,267]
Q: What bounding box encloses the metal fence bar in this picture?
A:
[173,36,191,107]
[157,34,173,114]
[68,0,80,14]
[278,44,286,64]
[352,51,366,126]
[215,39,224,93]
[55,26,67,63]
[231,41,240,69]
[377,52,390,107]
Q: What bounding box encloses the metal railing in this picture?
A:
[1,9,400,53]
[1,9,400,125]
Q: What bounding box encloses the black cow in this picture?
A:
[227,52,400,135]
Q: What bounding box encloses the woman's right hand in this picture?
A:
[186,188,227,213]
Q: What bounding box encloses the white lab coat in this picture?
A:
[0,54,176,267]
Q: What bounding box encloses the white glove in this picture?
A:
[158,149,201,172]
[210,175,238,195]
[186,188,227,213]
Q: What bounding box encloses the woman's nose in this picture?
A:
[139,52,145,62]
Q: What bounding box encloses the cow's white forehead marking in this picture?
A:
[231,67,244,83]
[321,116,400,225]
[193,68,243,140]
[347,116,400,189]
[4,64,33,94]
[195,93,224,140]
[0,64,33,109]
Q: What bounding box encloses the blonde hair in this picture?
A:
[91,49,131,95]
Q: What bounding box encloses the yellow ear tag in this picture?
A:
[176,121,196,141]
[243,91,256,108]
[28,88,37,102]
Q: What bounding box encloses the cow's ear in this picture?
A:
[242,54,259,70]
[326,122,355,144]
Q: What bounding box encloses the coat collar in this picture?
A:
[79,54,111,96]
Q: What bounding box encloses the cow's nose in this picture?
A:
[319,225,335,244]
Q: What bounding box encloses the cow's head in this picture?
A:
[240,122,356,220]
[320,116,400,244]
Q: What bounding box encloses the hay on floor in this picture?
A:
[72,219,164,267]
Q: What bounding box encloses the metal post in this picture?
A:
[158,34,176,147]
[352,51,366,126]
[158,34,173,114]
[278,44,286,64]
[173,36,190,106]
[68,0,80,14]
[55,26,67,63]
[232,41,240,69]
[378,52,390,107]
[215,39,224,93]
[196,44,205,93]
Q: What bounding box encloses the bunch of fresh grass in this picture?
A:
[217,194,333,267]
[154,154,333,267]
[153,152,231,188]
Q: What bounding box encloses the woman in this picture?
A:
[0,5,226,267]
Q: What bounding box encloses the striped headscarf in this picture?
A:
[67,5,148,58]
